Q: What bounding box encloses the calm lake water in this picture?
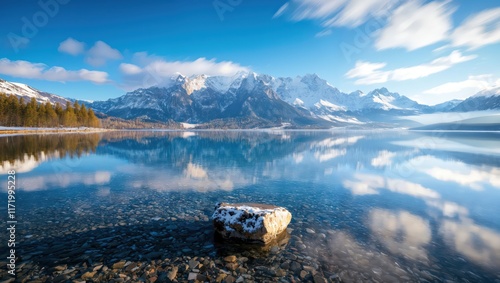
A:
[1,130,499,282]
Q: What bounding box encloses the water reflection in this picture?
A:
[409,155,500,190]
[0,133,101,173]
[20,171,111,191]
[343,173,440,199]
[1,131,500,281]
[441,218,500,270]
[368,209,431,262]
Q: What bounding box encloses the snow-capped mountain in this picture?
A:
[430,99,464,112]
[0,78,70,105]
[89,72,332,127]
[88,72,435,127]
[4,73,496,129]
[266,74,427,115]
[271,74,344,108]
[452,87,500,111]
[354,87,427,111]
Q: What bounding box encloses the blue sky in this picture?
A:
[1,0,499,105]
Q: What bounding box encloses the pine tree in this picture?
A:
[37,102,47,126]
[73,101,81,124]
[87,108,100,128]
[54,103,63,126]
[24,97,38,127]
[63,101,77,127]
[44,102,58,127]
[78,104,89,126]
[0,93,6,125]
[7,95,21,126]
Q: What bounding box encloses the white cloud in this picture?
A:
[315,29,332,37]
[376,1,454,50]
[86,41,122,67]
[346,51,476,85]
[323,0,399,28]
[451,7,500,49]
[0,58,109,84]
[276,0,399,28]
[119,63,142,75]
[119,53,249,90]
[345,61,388,84]
[58,37,85,55]
[424,74,500,98]
[273,3,289,18]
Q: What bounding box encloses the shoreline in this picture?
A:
[0,127,115,135]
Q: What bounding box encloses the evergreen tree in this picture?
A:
[7,95,21,126]
[37,102,47,126]
[0,93,6,125]
[54,103,63,126]
[0,95,100,128]
[87,108,100,127]
[44,102,58,127]
[24,98,38,127]
[78,104,89,126]
[63,101,77,127]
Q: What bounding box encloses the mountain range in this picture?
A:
[1,73,499,129]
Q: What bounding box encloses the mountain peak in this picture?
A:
[473,86,500,98]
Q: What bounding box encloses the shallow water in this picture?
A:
[1,130,499,282]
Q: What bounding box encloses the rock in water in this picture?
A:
[212,202,292,244]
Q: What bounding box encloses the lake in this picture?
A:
[1,130,499,282]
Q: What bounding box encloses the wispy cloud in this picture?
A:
[376,0,454,51]
[119,53,249,90]
[315,29,332,38]
[273,3,289,18]
[274,0,399,28]
[424,74,500,96]
[58,37,85,55]
[345,51,476,85]
[451,7,500,50]
[0,58,109,84]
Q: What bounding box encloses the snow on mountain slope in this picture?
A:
[452,86,500,111]
[0,78,71,105]
[356,88,423,111]
[473,86,500,98]
[315,100,346,112]
[431,99,463,112]
[272,74,344,109]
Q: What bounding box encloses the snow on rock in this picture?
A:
[212,202,292,244]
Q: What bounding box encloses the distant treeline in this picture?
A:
[0,93,100,127]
